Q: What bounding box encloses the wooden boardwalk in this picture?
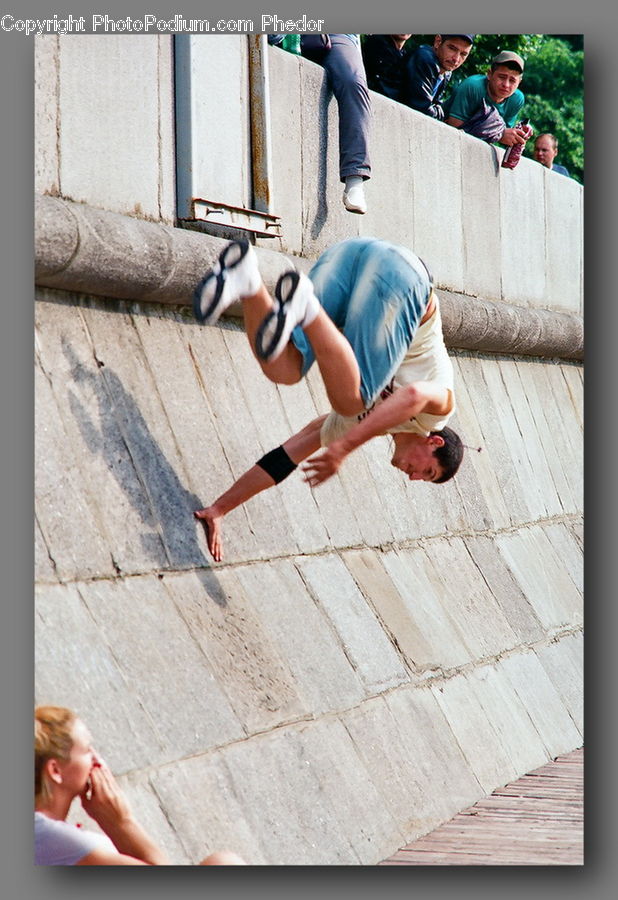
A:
[380,748,583,866]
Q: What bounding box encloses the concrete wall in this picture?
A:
[34,34,583,865]
[35,35,583,314]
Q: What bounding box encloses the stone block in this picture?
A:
[545,170,583,314]
[514,357,578,513]
[500,650,583,756]
[455,356,530,527]
[384,685,484,820]
[78,300,210,571]
[500,156,546,306]
[359,94,416,250]
[498,357,561,517]
[343,548,432,671]
[480,355,546,521]
[235,559,366,714]
[35,354,117,580]
[58,35,174,221]
[216,718,402,864]
[542,521,584,595]
[430,673,519,792]
[496,526,583,632]
[378,547,472,671]
[79,575,244,761]
[410,115,464,293]
[467,662,550,776]
[543,362,584,510]
[149,752,267,864]
[35,582,162,772]
[463,535,544,644]
[35,36,59,195]
[561,360,584,425]
[460,132,502,301]
[449,355,510,531]
[163,569,308,733]
[295,555,408,693]
[535,633,584,736]
[342,691,480,840]
[422,538,519,659]
[35,518,56,583]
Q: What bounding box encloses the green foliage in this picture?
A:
[520,37,584,183]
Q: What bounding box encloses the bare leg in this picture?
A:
[302,312,364,417]
[241,285,305,385]
[242,286,364,417]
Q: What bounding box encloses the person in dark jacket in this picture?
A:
[402,34,474,120]
[362,34,412,102]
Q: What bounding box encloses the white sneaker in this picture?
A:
[343,182,367,214]
[255,270,319,362]
[193,240,261,325]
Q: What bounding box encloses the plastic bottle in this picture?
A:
[501,119,533,169]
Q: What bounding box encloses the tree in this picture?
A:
[520,37,583,183]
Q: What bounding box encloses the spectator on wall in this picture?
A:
[533,133,570,177]
[445,50,528,147]
[269,33,372,215]
[402,34,474,119]
[362,34,413,102]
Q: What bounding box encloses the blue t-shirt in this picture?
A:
[35,812,115,865]
[447,73,524,128]
[552,163,570,177]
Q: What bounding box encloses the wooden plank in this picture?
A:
[379,747,583,866]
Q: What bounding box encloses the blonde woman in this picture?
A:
[35,706,246,866]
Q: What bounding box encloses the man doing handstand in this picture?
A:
[192,236,463,560]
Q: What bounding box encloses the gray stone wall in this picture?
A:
[34,33,583,865]
[35,289,582,864]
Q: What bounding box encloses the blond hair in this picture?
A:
[35,706,76,800]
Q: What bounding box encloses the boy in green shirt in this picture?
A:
[446,50,527,148]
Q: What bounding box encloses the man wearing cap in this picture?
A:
[446,50,527,146]
[402,35,474,120]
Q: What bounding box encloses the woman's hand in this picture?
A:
[80,759,133,829]
[80,757,169,864]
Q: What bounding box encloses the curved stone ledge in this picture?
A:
[35,195,583,361]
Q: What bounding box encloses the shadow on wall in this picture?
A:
[309,80,333,240]
[61,337,229,608]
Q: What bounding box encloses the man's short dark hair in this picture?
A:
[431,426,464,483]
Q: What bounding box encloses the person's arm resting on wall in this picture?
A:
[302,382,453,486]
[403,50,445,119]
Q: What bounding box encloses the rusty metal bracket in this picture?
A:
[184,198,281,237]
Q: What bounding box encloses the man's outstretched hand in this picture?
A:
[194,508,223,562]
[301,444,347,488]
